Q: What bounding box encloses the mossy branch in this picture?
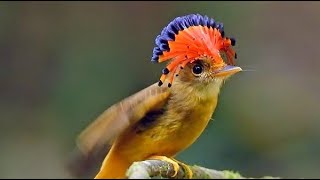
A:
[126,159,281,179]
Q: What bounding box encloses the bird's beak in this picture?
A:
[214,65,242,77]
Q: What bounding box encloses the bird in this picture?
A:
[73,13,242,179]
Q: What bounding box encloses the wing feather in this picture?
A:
[67,82,170,178]
[76,82,170,157]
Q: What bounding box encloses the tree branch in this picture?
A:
[126,159,281,179]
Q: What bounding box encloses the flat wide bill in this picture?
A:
[214,65,242,77]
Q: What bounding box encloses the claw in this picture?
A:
[175,160,193,179]
[148,155,180,177]
[147,156,193,178]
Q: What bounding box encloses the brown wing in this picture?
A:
[66,82,170,178]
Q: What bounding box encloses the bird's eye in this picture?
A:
[192,64,204,76]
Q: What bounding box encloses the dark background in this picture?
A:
[1,1,320,178]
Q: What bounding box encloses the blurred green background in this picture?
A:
[1,1,320,178]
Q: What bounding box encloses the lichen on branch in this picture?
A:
[126,159,281,179]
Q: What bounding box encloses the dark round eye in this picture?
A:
[192,64,204,76]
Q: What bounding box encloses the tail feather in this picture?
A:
[94,149,131,179]
[65,145,110,178]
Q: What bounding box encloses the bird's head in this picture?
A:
[151,14,241,90]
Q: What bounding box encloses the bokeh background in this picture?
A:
[1,1,320,178]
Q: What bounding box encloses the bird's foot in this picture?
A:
[148,155,193,179]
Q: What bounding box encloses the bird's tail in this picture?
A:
[94,148,131,179]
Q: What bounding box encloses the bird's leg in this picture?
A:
[148,155,193,178]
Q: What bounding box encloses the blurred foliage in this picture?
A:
[1,1,320,178]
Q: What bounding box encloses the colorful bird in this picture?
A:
[74,13,241,179]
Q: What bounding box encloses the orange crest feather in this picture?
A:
[151,14,237,87]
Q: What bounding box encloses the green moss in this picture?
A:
[222,170,243,179]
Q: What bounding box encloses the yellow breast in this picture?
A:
[151,86,218,156]
[113,79,221,161]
